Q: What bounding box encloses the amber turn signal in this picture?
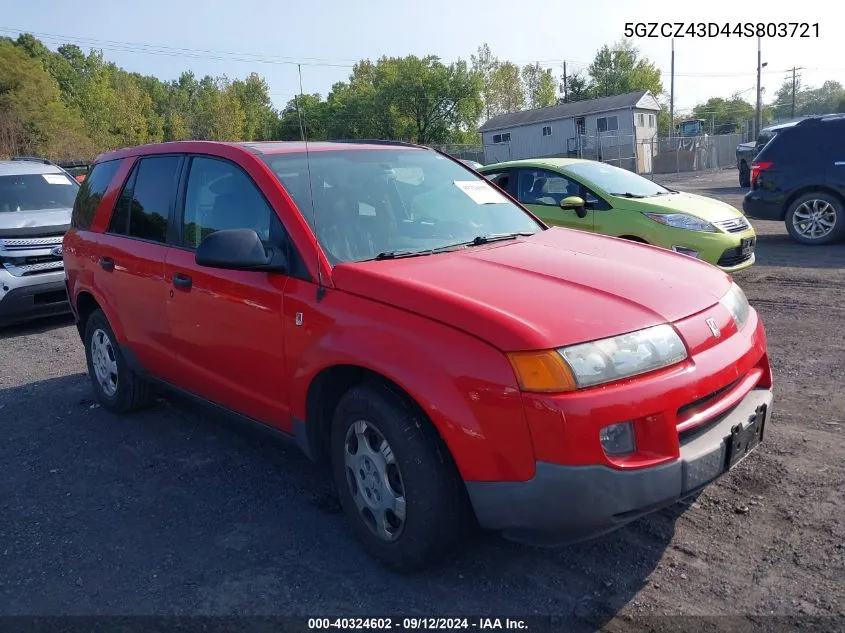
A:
[507,350,578,393]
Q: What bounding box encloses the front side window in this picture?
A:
[109,156,180,243]
[516,168,580,207]
[182,156,273,249]
[1,171,79,214]
[262,149,543,264]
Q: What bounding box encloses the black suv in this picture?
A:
[743,115,845,245]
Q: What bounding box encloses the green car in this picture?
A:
[477,158,757,272]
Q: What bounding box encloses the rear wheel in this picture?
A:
[330,382,471,572]
[83,309,153,413]
[784,192,845,245]
[739,162,751,188]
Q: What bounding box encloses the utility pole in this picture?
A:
[669,39,675,139]
[755,37,762,138]
[562,61,568,103]
[790,66,805,118]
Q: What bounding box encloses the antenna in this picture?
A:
[296,63,326,301]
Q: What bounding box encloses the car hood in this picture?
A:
[0,208,71,237]
[613,191,745,223]
[331,228,732,351]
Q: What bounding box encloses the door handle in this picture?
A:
[172,272,192,290]
[99,257,114,271]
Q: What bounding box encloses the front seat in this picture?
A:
[318,188,380,263]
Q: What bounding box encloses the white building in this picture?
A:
[478,91,661,172]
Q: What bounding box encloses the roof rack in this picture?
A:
[11,156,55,165]
[796,113,845,125]
[327,138,426,149]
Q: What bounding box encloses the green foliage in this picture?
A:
[586,39,663,99]
[771,77,844,119]
[691,95,755,134]
[521,63,557,109]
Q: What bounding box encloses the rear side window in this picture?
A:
[757,125,824,164]
[71,159,121,229]
[108,156,181,243]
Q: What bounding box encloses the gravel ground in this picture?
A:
[1,168,843,632]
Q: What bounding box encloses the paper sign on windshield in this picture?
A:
[453,180,509,205]
[43,174,73,185]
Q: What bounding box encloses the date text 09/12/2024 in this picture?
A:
[308,618,528,630]
[624,22,819,38]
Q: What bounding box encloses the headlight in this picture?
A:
[720,282,750,330]
[643,212,718,233]
[508,323,688,392]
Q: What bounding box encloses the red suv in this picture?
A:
[63,140,773,572]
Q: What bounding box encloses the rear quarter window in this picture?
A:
[71,159,122,230]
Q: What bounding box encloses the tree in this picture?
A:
[521,63,557,109]
[771,77,844,120]
[0,39,93,159]
[277,93,327,141]
[565,70,591,102]
[587,39,662,98]
[489,61,524,115]
[691,94,755,134]
[232,73,277,140]
[471,43,499,120]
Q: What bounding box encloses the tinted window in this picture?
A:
[71,159,120,229]
[108,164,138,235]
[0,172,78,213]
[122,156,180,243]
[262,149,543,265]
[182,157,273,249]
[516,168,580,206]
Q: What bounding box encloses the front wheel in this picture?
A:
[784,192,845,245]
[330,382,471,572]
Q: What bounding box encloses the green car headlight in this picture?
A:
[643,212,719,233]
[720,282,750,330]
[558,324,688,389]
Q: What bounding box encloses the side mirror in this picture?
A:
[195,228,287,272]
[560,195,588,218]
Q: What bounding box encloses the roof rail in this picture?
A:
[57,160,90,169]
[796,113,845,125]
[11,156,55,165]
[327,138,427,149]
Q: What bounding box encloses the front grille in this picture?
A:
[714,217,751,233]
[2,260,64,277]
[0,236,64,251]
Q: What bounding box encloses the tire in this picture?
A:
[784,192,845,245]
[330,382,471,573]
[83,309,153,413]
[739,162,751,188]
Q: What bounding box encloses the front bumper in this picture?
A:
[466,387,772,545]
[0,268,70,325]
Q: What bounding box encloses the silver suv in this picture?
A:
[0,157,80,326]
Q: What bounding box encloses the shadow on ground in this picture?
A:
[0,374,683,629]
[0,313,75,339]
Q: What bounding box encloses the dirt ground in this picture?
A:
[0,168,843,632]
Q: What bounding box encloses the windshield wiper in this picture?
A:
[610,192,647,198]
[372,232,534,261]
[373,249,433,260]
[468,231,536,245]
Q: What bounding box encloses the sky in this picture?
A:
[2,0,841,118]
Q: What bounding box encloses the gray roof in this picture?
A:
[478,91,656,133]
[0,160,64,176]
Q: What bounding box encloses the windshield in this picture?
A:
[262,149,544,264]
[565,162,670,198]
[0,173,79,212]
